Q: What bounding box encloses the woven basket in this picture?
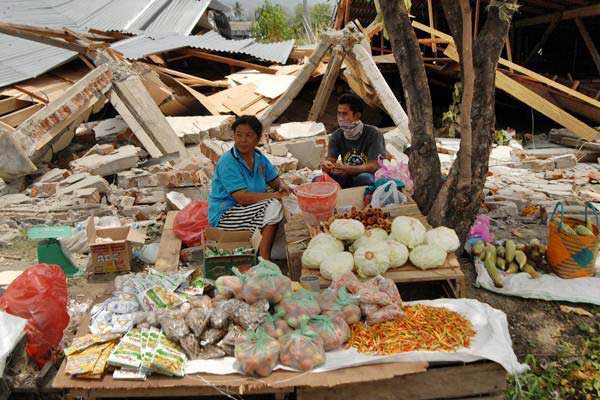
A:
[547,203,600,279]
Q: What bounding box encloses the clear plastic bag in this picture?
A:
[235,328,281,377]
[217,325,244,356]
[329,272,364,294]
[179,334,202,359]
[236,261,291,305]
[370,180,406,208]
[223,299,267,331]
[279,324,325,371]
[307,315,349,351]
[374,157,414,195]
[365,303,405,325]
[215,276,243,299]
[185,307,211,337]
[276,290,321,328]
[201,328,227,345]
[321,288,362,325]
[159,317,190,343]
[209,301,229,329]
[260,310,292,340]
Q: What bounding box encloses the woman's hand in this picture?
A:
[273,191,289,200]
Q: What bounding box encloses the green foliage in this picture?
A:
[232,1,244,21]
[291,2,333,44]
[507,322,600,400]
[494,129,510,146]
[442,83,462,138]
[252,0,293,42]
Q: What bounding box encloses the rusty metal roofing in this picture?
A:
[0,0,213,88]
[112,30,294,65]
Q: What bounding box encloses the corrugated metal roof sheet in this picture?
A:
[0,0,212,88]
[112,31,294,65]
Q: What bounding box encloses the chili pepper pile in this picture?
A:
[346,305,476,355]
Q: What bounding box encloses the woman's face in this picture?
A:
[234,124,260,155]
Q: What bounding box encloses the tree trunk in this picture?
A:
[379,0,442,214]
[381,0,517,241]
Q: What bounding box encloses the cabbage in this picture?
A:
[425,226,460,253]
[390,216,426,249]
[302,247,331,269]
[351,228,389,252]
[387,240,409,267]
[409,244,447,270]
[308,233,344,252]
[320,252,354,281]
[354,244,390,278]
[329,219,365,241]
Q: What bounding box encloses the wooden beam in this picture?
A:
[574,18,600,75]
[504,37,513,72]
[108,91,163,158]
[350,43,410,135]
[0,103,44,127]
[445,45,599,140]
[171,79,222,116]
[112,76,188,158]
[182,49,278,74]
[524,14,561,64]
[260,36,333,128]
[0,22,88,53]
[308,46,346,121]
[0,98,31,116]
[13,85,49,104]
[412,20,600,110]
[474,0,481,37]
[427,0,437,54]
[155,211,182,272]
[515,5,600,28]
[151,65,228,88]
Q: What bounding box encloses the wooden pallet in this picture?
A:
[301,253,466,298]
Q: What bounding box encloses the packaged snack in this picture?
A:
[108,329,144,369]
[64,333,121,356]
[141,286,185,311]
[150,333,187,377]
[235,328,281,377]
[77,342,114,379]
[307,315,349,351]
[66,342,113,376]
[276,290,321,328]
[279,324,325,371]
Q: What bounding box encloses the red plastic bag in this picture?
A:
[0,264,69,367]
[174,200,209,246]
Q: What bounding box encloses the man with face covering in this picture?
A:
[320,93,386,188]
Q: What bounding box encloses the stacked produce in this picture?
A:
[473,238,547,288]
[304,215,459,279]
[327,205,392,232]
[347,304,476,354]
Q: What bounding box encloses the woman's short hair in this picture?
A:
[232,115,263,139]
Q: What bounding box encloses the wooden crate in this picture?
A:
[301,253,466,298]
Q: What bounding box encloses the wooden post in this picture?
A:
[260,35,334,128]
[350,43,410,137]
[474,0,480,37]
[427,0,437,54]
[308,46,346,121]
[574,18,600,75]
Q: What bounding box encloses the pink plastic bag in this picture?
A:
[174,200,209,246]
[374,157,414,195]
[468,214,495,243]
[0,264,69,367]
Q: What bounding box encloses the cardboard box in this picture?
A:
[336,186,367,211]
[86,218,146,274]
[201,228,261,280]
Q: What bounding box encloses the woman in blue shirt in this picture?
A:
[208,115,290,260]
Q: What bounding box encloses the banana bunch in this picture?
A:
[472,239,546,288]
[553,218,594,237]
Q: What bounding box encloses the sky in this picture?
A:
[222,0,334,18]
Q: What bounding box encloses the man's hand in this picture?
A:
[322,160,335,173]
[332,163,351,176]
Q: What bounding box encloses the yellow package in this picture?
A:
[65,342,113,376]
[77,343,115,379]
[64,333,121,356]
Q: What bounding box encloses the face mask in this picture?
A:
[338,119,364,140]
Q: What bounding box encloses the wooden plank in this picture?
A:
[308,46,346,121]
[155,211,182,272]
[575,18,600,75]
[0,103,43,127]
[13,85,49,104]
[297,362,506,400]
[171,79,222,116]
[515,4,600,28]
[0,22,88,53]
[413,20,600,110]
[152,65,229,88]
[108,91,163,158]
[112,75,188,157]
[0,97,31,115]
[427,0,437,54]
[182,49,278,74]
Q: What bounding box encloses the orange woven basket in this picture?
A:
[547,203,600,279]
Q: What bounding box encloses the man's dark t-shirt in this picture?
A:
[327,124,386,166]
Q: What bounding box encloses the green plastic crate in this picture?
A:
[202,254,256,280]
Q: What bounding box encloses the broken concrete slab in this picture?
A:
[200,139,232,164]
[31,182,59,198]
[117,169,159,189]
[521,158,556,171]
[37,168,71,184]
[267,154,299,173]
[553,154,577,169]
[156,170,210,188]
[73,187,101,204]
[166,191,192,210]
[266,143,289,157]
[0,130,38,181]
[70,145,141,177]
[284,138,324,170]
[77,116,132,143]
[167,115,235,144]
[119,196,136,208]
[0,193,33,208]
[59,175,110,196]
[82,144,116,157]
[270,121,326,141]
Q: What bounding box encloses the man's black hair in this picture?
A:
[232,115,263,139]
[338,92,364,115]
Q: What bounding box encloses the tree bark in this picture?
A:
[381,0,517,241]
[379,0,442,214]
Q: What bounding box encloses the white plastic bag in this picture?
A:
[370,181,406,208]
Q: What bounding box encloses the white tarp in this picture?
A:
[186,299,528,377]
[0,311,27,377]
[475,259,600,305]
